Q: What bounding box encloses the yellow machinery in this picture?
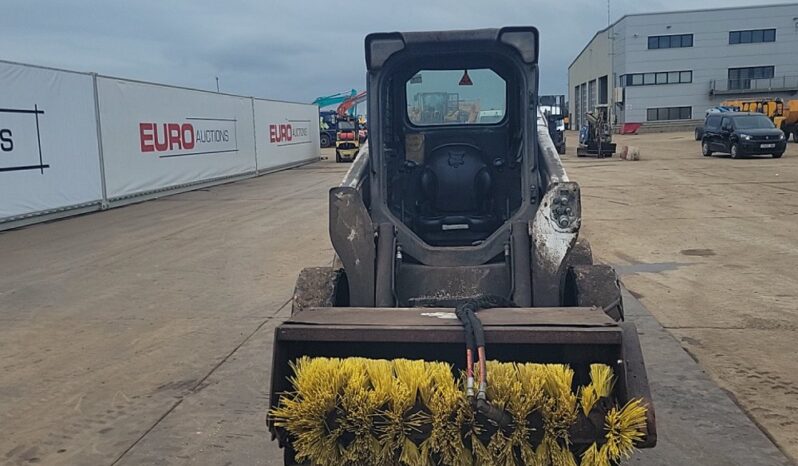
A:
[335,117,360,163]
[722,98,798,141]
[722,98,782,118]
[781,100,798,142]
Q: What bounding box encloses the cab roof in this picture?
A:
[365,27,539,70]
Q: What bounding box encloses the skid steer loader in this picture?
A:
[269,27,656,465]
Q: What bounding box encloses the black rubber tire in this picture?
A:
[792,130,798,143]
[319,133,331,148]
[564,238,595,269]
[335,151,342,163]
[731,143,742,159]
[291,266,348,315]
[564,264,624,322]
[773,151,784,159]
[701,140,713,157]
[695,128,702,141]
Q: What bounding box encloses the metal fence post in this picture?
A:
[91,73,110,208]
[251,97,259,173]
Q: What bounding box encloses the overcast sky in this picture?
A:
[0,0,780,104]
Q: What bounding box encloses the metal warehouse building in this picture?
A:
[568,3,798,131]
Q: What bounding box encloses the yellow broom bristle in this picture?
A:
[422,363,471,466]
[549,442,578,466]
[534,434,576,466]
[516,363,547,464]
[542,364,574,397]
[365,358,394,399]
[338,358,383,463]
[580,443,611,466]
[534,436,549,465]
[270,357,346,466]
[541,365,577,443]
[579,364,615,416]
[589,364,614,399]
[393,359,427,402]
[377,359,433,466]
[484,362,544,466]
[272,357,649,466]
[516,363,546,404]
[604,398,648,461]
[476,362,511,465]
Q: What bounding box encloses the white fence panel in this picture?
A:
[97,77,257,199]
[0,62,103,221]
[253,99,319,172]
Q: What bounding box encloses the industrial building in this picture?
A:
[568,3,798,130]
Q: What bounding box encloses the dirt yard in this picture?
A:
[1,139,796,465]
[563,130,798,461]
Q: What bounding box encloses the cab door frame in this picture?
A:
[717,116,733,152]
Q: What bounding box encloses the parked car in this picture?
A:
[695,106,737,140]
[701,112,786,158]
[694,125,703,141]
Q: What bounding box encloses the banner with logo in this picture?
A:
[0,62,103,221]
[97,77,257,199]
[253,99,319,172]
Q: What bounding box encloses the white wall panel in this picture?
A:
[253,99,319,171]
[0,62,103,221]
[97,77,257,199]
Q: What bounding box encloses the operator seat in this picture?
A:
[415,143,497,242]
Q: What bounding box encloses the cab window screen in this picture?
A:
[406,69,506,125]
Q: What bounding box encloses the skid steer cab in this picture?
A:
[269,27,656,466]
[335,117,360,163]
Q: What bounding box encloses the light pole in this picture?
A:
[216,77,220,93]
[608,0,615,129]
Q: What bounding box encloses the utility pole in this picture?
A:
[215,77,220,93]
[608,0,615,130]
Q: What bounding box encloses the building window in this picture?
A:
[728,66,775,90]
[580,82,587,127]
[648,34,693,49]
[646,106,692,121]
[598,76,608,104]
[620,70,692,87]
[729,28,776,44]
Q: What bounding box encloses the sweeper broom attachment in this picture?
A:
[271,357,648,466]
[267,27,656,465]
[269,304,654,465]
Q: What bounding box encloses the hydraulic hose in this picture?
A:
[452,295,518,425]
[476,398,513,430]
[454,303,477,397]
